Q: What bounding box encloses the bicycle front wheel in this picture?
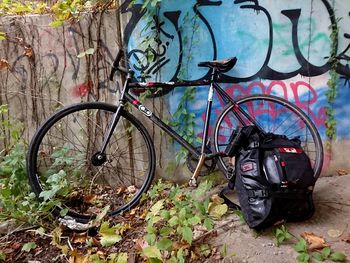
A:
[27,102,156,223]
[211,94,323,179]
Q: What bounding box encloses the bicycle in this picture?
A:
[27,51,323,223]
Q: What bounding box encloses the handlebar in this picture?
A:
[109,49,128,81]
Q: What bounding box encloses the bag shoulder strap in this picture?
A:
[219,165,241,210]
[219,186,241,210]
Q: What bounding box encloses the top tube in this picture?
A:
[128,79,212,89]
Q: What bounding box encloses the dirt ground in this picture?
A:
[0,174,349,262]
[213,174,350,263]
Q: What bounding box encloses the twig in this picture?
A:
[193,218,238,244]
[315,200,350,207]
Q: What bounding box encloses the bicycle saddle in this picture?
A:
[198,57,237,73]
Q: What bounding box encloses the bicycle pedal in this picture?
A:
[188,178,197,187]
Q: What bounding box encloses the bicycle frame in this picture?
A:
[101,69,263,185]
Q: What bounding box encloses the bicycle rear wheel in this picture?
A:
[211,94,323,179]
[27,102,155,223]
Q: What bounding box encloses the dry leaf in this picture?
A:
[0,59,9,70]
[24,46,33,58]
[301,232,328,250]
[127,185,137,194]
[69,250,90,263]
[10,241,21,250]
[116,187,126,195]
[210,194,224,204]
[336,169,348,176]
[134,238,148,251]
[71,232,88,244]
[341,233,350,243]
[327,229,343,238]
[83,194,96,204]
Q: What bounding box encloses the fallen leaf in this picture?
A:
[208,203,228,219]
[0,59,9,70]
[210,194,224,205]
[83,194,97,204]
[116,187,126,195]
[336,169,348,176]
[24,46,33,58]
[327,229,343,238]
[127,185,137,194]
[341,233,350,243]
[142,246,162,260]
[10,241,21,250]
[69,250,90,263]
[99,222,122,247]
[134,238,148,251]
[22,242,37,252]
[301,232,328,250]
[71,232,88,244]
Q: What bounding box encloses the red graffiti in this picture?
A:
[72,81,93,97]
[220,80,326,128]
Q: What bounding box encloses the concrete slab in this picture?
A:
[210,175,350,263]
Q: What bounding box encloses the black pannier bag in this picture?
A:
[220,126,316,230]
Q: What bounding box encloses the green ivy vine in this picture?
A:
[326,17,341,148]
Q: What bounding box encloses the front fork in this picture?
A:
[94,73,133,160]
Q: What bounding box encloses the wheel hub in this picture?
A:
[91,152,107,166]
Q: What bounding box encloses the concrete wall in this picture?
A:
[1,0,350,177]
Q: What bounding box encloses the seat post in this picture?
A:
[189,68,217,187]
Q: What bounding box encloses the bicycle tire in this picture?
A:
[211,94,323,179]
[27,102,156,223]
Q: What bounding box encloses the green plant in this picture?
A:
[326,18,341,147]
[294,238,346,263]
[140,179,228,262]
[0,105,84,226]
[273,226,347,263]
[274,225,292,246]
[167,87,199,163]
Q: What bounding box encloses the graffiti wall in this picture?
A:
[121,0,350,173]
[0,12,121,143]
[1,0,350,176]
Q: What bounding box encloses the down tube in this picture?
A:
[124,93,200,158]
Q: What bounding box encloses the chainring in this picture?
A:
[186,146,217,176]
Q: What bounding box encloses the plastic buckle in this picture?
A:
[226,166,235,180]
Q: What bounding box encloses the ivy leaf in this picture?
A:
[77,52,86,58]
[159,227,172,237]
[297,252,310,263]
[208,203,228,219]
[142,246,162,260]
[187,215,201,226]
[0,32,6,41]
[156,238,173,251]
[0,251,6,261]
[49,20,64,28]
[99,222,122,247]
[85,48,95,55]
[312,252,325,261]
[321,247,331,258]
[294,238,308,253]
[182,226,193,245]
[108,252,128,263]
[146,200,164,220]
[168,216,179,227]
[204,218,213,231]
[329,252,347,262]
[22,242,37,252]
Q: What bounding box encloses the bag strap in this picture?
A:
[219,186,241,210]
[219,164,241,210]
